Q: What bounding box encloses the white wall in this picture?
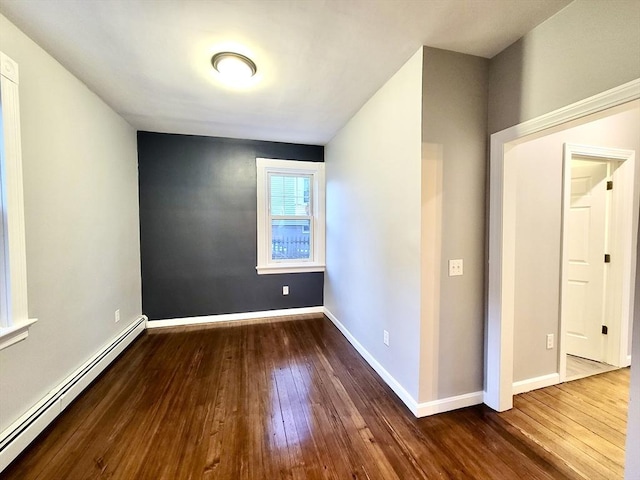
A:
[512,104,640,382]
[489,0,640,134]
[420,48,488,401]
[0,14,141,432]
[324,48,423,400]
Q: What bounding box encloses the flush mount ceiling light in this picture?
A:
[211,52,257,83]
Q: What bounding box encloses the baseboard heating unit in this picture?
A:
[0,315,147,472]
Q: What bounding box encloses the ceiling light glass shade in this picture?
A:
[211,52,257,82]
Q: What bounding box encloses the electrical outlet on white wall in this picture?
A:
[383,330,389,346]
[115,309,120,323]
[448,259,463,276]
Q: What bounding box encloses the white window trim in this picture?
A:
[256,158,325,275]
[0,52,37,350]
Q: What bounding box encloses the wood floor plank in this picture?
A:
[499,365,630,480]
[499,408,611,480]
[529,388,626,446]
[540,384,627,432]
[275,323,342,480]
[555,381,628,423]
[243,324,280,480]
[2,315,629,480]
[477,406,587,480]
[515,394,623,476]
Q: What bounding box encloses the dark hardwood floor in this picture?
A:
[3,315,629,479]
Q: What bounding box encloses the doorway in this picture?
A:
[560,145,636,382]
[485,80,640,412]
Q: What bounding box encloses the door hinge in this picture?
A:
[604,254,611,263]
[602,325,608,335]
[607,180,613,190]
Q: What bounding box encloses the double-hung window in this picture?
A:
[256,158,325,274]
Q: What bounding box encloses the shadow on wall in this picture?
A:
[483,41,523,393]
[487,40,524,135]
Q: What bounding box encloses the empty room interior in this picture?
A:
[0,0,639,479]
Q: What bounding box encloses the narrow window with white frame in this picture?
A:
[256,158,325,274]
[0,51,37,350]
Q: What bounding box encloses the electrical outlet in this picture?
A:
[448,259,463,276]
[546,333,554,350]
[383,330,389,346]
[115,309,120,323]
[282,285,289,296]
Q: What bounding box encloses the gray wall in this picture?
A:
[325,49,423,401]
[420,47,488,400]
[138,132,324,320]
[512,105,640,382]
[0,14,141,432]
[325,46,489,405]
[489,0,640,134]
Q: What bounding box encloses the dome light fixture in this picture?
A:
[211,51,257,83]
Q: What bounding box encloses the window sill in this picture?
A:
[256,263,325,275]
[0,318,38,351]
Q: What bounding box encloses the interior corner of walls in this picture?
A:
[323,307,421,416]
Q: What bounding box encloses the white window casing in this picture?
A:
[0,52,37,350]
[256,158,325,275]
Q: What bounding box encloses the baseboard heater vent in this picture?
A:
[0,315,147,472]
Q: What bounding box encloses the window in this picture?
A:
[256,158,325,274]
[0,52,37,350]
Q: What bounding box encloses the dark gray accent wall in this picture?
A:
[138,132,324,321]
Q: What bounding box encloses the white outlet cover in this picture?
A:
[282,285,289,295]
[448,259,463,276]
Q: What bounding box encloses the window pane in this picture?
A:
[272,219,311,260]
[270,175,311,216]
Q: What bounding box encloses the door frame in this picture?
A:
[559,144,636,381]
[485,78,640,412]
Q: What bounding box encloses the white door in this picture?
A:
[565,159,609,361]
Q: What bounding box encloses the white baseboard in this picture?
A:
[0,316,147,473]
[322,307,420,415]
[0,304,496,472]
[415,391,484,417]
[512,372,560,395]
[323,307,483,418]
[627,355,632,367]
[146,306,324,328]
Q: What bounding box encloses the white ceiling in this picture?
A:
[0,0,572,145]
